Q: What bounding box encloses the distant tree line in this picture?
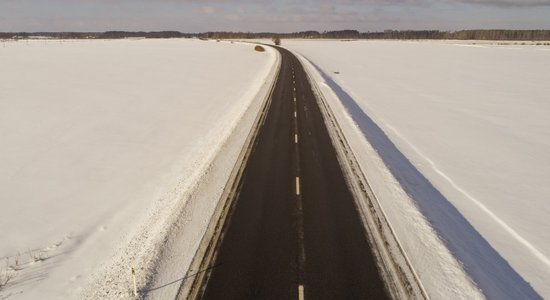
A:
[199,30,363,40]
[0,31,194,39]
[362,29,550,40]
[2,29,550,41]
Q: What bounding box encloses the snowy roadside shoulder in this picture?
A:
[291,50,484,299]
[81,45,280,300]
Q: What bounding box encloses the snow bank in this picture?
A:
[0,39,277,299]
[286,40,550,299]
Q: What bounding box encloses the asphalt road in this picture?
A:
[200,47,389,300]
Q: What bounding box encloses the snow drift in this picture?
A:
[0,38,277,299]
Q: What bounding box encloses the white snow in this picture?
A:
[286,40,550,299]
[0,38,277,299]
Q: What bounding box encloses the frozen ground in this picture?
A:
[0,39,277,299]
[286,40,550,299]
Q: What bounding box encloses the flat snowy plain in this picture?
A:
[0,39,276,299]
[287,40,550,299]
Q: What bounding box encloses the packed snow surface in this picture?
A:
[0,39,276,299]
[286,40,550,299]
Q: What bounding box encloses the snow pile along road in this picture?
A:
[287,40,550,299]
[0,39,277,299]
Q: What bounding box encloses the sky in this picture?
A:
[1,0,549,32]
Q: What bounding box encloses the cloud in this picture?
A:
[302,0,550,6]
[457,0,550,6]
[1,0,550,32]
[224,14,242,21]
[199,6,216,14]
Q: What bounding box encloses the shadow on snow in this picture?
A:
[310,61,541,300]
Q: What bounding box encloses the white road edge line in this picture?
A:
[296,177,300,196]
[298,285,304,300]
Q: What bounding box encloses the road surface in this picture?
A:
[199,47,389,299]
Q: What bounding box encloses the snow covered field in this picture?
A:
[287,40,550,299]
[0,39,277,299]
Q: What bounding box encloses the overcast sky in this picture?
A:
[1,0,549,32]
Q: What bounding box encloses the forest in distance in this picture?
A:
[2,29,550,41]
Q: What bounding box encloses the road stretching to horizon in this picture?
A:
[197,47,389,299]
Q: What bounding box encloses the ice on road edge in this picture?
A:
[82,43,280,300]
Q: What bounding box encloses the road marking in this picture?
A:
[293,87,296,92]
[298,285,304,300]
[295,134,298,144]
[294,97,296,102]
[296,177,300,195]
[294,111,297,118]
[293,80,295,84]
